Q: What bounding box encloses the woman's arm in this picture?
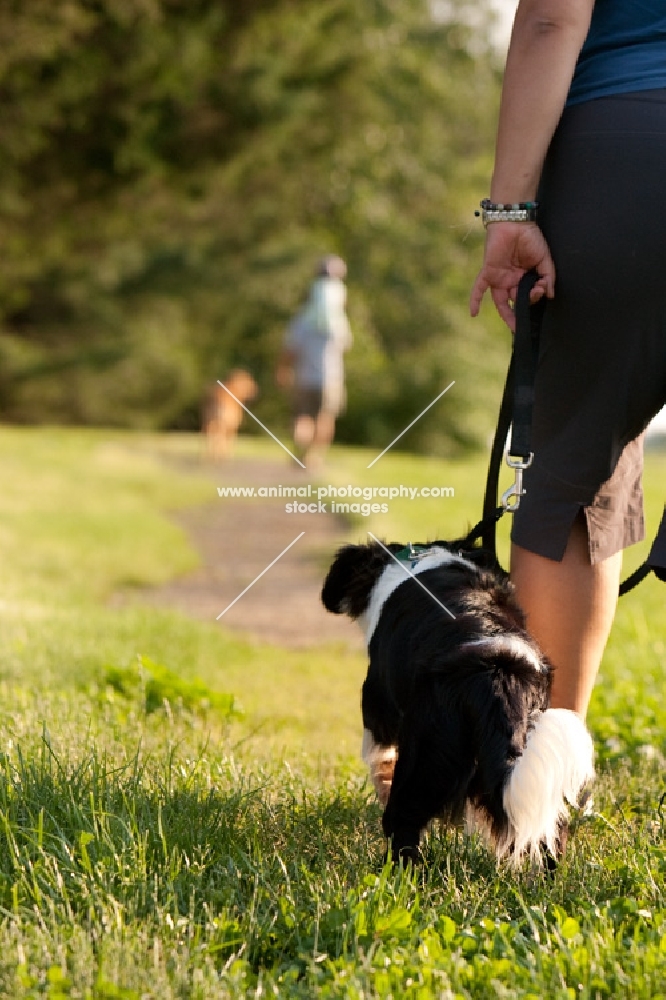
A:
[470,0,595,328]
[492,0,595,201]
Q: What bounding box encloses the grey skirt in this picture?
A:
[511,89,666,568]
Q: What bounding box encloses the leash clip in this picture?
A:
[501,453,533,512]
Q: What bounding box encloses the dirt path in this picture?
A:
[142,457,363,650]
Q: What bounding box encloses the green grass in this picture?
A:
[0,427,664,997]
[0,428,365,758]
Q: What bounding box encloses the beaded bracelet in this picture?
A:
[475,199,538,227]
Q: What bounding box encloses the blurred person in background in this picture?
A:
[470,0,666,720]
[277,254,352,469]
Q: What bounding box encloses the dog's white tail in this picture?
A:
[502,708,595,861]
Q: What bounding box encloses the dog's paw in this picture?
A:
[362,732,397,807]
[385,834,423,868]
[539,817,569,875]
[372,759,396,807]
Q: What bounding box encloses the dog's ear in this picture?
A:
[321,543,390,617]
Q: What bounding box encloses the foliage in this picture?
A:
[0,0,503,451]
[100,654,239,719]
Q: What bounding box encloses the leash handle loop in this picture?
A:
[476,269,543,554]
[501,269,543,513]
[508,269,544,462]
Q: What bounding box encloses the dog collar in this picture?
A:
[394,543,436,570]
[395,543,473,572]
[361,545,480,644]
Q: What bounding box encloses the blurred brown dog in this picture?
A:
[203,369,258,461]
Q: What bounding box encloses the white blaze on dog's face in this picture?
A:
[359,547,477,645]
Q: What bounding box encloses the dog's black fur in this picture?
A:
[322,537,555,863]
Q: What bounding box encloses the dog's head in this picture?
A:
[321,542,400,617]
[223,369,258,402]
[321,537,503,620]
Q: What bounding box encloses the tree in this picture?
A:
[0,0,506,451]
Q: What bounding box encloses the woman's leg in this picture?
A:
[511,512,622,717]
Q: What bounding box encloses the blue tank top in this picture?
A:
[567,0,666,107]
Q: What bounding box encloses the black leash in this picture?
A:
[466,269,542,555]
[619,505,666,595]
[466,269,663,597]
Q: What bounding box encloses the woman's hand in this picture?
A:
[470,222,556,331]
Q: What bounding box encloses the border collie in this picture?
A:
[321,537,594,865]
